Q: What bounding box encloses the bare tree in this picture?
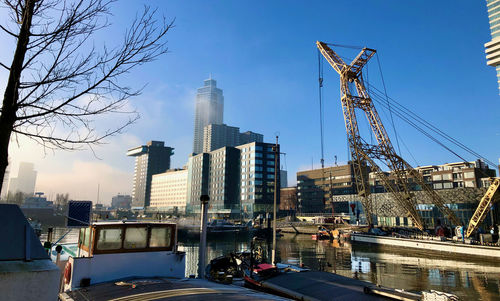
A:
[0,0,173,193]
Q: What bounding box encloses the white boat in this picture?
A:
[61,221,185,292]
[59,220,287,301]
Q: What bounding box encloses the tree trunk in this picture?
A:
[0,0,35,194]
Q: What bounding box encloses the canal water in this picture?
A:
[179,232,500,301]
[42,229,500,300]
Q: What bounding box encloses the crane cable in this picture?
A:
[318,49,325,169]
[375,53,402,157]
[367,83,496,169]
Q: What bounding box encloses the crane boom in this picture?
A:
[466,177,500,237]
[317,41,461,230]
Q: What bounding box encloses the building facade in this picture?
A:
[111,194,132,209]
[280,187,297,211]
[8,162,37,196]
[239,131,264,145]
[186,142,280,218]
[193,78,224,154]
[203,124,240,153]
[485,0,500,92]
[202,123,264,153]
[237,142,280,218]
[150,169,188,213]
[127,141,174,208]
[296,164,357,213]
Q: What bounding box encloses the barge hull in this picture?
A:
[351,234,500,258]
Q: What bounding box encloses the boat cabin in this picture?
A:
[63,221,185,291]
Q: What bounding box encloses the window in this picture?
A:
[149,227,172,248]
[267,167,275,172]
[124,227,148,249]
[432,175,442,181]
[433,183,443,190]
[464,172,475,178]
[97,228,122,250]
[465,181,475,188]
[442,174,452,180]
[443,182,452,189]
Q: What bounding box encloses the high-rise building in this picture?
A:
[127,141,174,208]
[239,131,264,145]
[485,0,500,91]
[236,142,280,218]
[8,162,37,196]
[150,169,189,213]
[203,124,240,153]
[280,170,288,188]
[186,142,280,218]
[202,124,264,153]
[193,78,224,154]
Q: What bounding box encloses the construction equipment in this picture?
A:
[466,177,500,237]
[316,41,461,229]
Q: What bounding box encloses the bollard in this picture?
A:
[198,194,210,279]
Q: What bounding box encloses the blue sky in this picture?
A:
[2,0,499,203]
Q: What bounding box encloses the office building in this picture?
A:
[239,131,264,145]
[150,169,189,213]
[280,170,288,188]
[111,194,132,209]
[236,142,280,218]
[202,123,264,153]
[297,164,357,213]
[193,78,224,154]
[186,141,280,218]
[203,124,240,152]
[8,162,37,196]
[485,0,500,92]
[127,141,174,208]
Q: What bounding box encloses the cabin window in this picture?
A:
[84,227,91,248]
[124,227,148,249]
[149,227,172,248]
[96,228,122,250]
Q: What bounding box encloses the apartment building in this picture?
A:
[149,169,189,213]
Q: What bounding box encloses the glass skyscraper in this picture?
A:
[193,78,224,154]
[485,0,500,92]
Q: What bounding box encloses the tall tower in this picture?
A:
[485,0,500,92]
[127,141,174,208]
[193,78,224,154]
[8,162,37,196]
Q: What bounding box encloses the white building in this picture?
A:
[150,169,189,213]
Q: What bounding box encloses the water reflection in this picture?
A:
[179,233,500,300]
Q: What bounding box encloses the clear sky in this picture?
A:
[1,0,499,204]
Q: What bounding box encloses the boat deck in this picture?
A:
[59,278,288,301]
[259,271,418,301]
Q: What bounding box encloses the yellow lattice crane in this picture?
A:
[466,177,500,237]
[316,41,461,229]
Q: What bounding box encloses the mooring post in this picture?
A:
[198,194,210,279]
